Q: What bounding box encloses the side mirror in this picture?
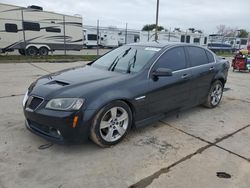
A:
[152,68,173,79]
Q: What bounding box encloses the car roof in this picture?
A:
[128,42,194,48]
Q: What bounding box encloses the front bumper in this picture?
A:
[24,107,96,144]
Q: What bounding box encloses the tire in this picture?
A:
[18,49,25,55]
[90,101,132,147]
[26,46,38,56]
[203,80,224,108]
[39,47,49,56]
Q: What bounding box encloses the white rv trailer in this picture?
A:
[83,26,119,48]
[83,28,100,48]
[83,25,140,48]
[0,3,83,55]
[140,30,208,46]
[118,30,140,46]
[100,29,119,48]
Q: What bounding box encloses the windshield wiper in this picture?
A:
[126,50,137,74]
[108,48,131,72]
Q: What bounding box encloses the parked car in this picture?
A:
[23,42,230,147]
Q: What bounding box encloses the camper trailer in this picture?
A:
[83,29,99,48]
[140,29,208,46]
[0,3,83,55]
[83,26,119,48]
[100,30,119,48]
[83,26,140,48]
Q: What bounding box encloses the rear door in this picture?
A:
[186,46,217,105]
[147,46,192,115]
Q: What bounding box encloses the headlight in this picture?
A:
[45,98,84,111]
[22,90,29,107]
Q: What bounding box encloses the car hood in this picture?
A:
[29,65,128,99]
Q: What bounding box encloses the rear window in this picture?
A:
[206,50,215,63]
[187,47,208,67]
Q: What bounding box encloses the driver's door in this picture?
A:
[146,47,193,115]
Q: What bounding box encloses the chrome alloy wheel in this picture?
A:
[99,107,129,142]
[210,83,223,106]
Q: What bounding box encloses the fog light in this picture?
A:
[57,130,61,136]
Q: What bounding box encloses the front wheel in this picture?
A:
[90,101,132,147]
[203,80,224,108]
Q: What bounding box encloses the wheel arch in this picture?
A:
[212,73,226,87]
[87,98,136,128]
[26,44,51,51]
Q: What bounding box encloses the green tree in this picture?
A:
[142,24,164,31]
[238,29,249,38]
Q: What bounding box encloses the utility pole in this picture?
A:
[63,15,66,55]
[125,23,128,44]
[21,9,26,55]
[97,19,100,56]
[155,0,160,41]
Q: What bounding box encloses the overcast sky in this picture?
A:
[1,0,250,33]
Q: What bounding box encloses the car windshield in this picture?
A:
[91,45,161,74]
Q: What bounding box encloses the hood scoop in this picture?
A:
[46,80,70,86]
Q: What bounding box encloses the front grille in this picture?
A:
[26,96,43,110]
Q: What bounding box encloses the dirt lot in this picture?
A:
[0,60,250,188]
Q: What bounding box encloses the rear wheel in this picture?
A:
[203,80,224,108]
[39,47,49,56]
[26,46,38,56]
[90,101,132,147]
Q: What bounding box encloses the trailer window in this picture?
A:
[241,39,247,45]
[204,37,207,44]
[193,38,200,43]
[46,27,61,33]
[88,34,97,41]
[23,22,40,31]
[181,35,185,43]
[5,23,18,33]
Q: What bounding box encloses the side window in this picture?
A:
[187,47,209,67]
[88,34,97,41]
[23,22,40,31]
[186,36,190,43]
[204,37,207,45]
[45,27,61,33]
[206,50,215,63]
[181,35,185,43]
[154,47,187,71]
[193,38,200,43]
[241,39,247,45]
[5,23,18,33]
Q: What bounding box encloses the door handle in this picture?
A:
[209,67,215,71]
[181,74,190,79]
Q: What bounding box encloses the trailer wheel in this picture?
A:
[26,47,38,56]
[39,47,49,56]
[18,49,25,56]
